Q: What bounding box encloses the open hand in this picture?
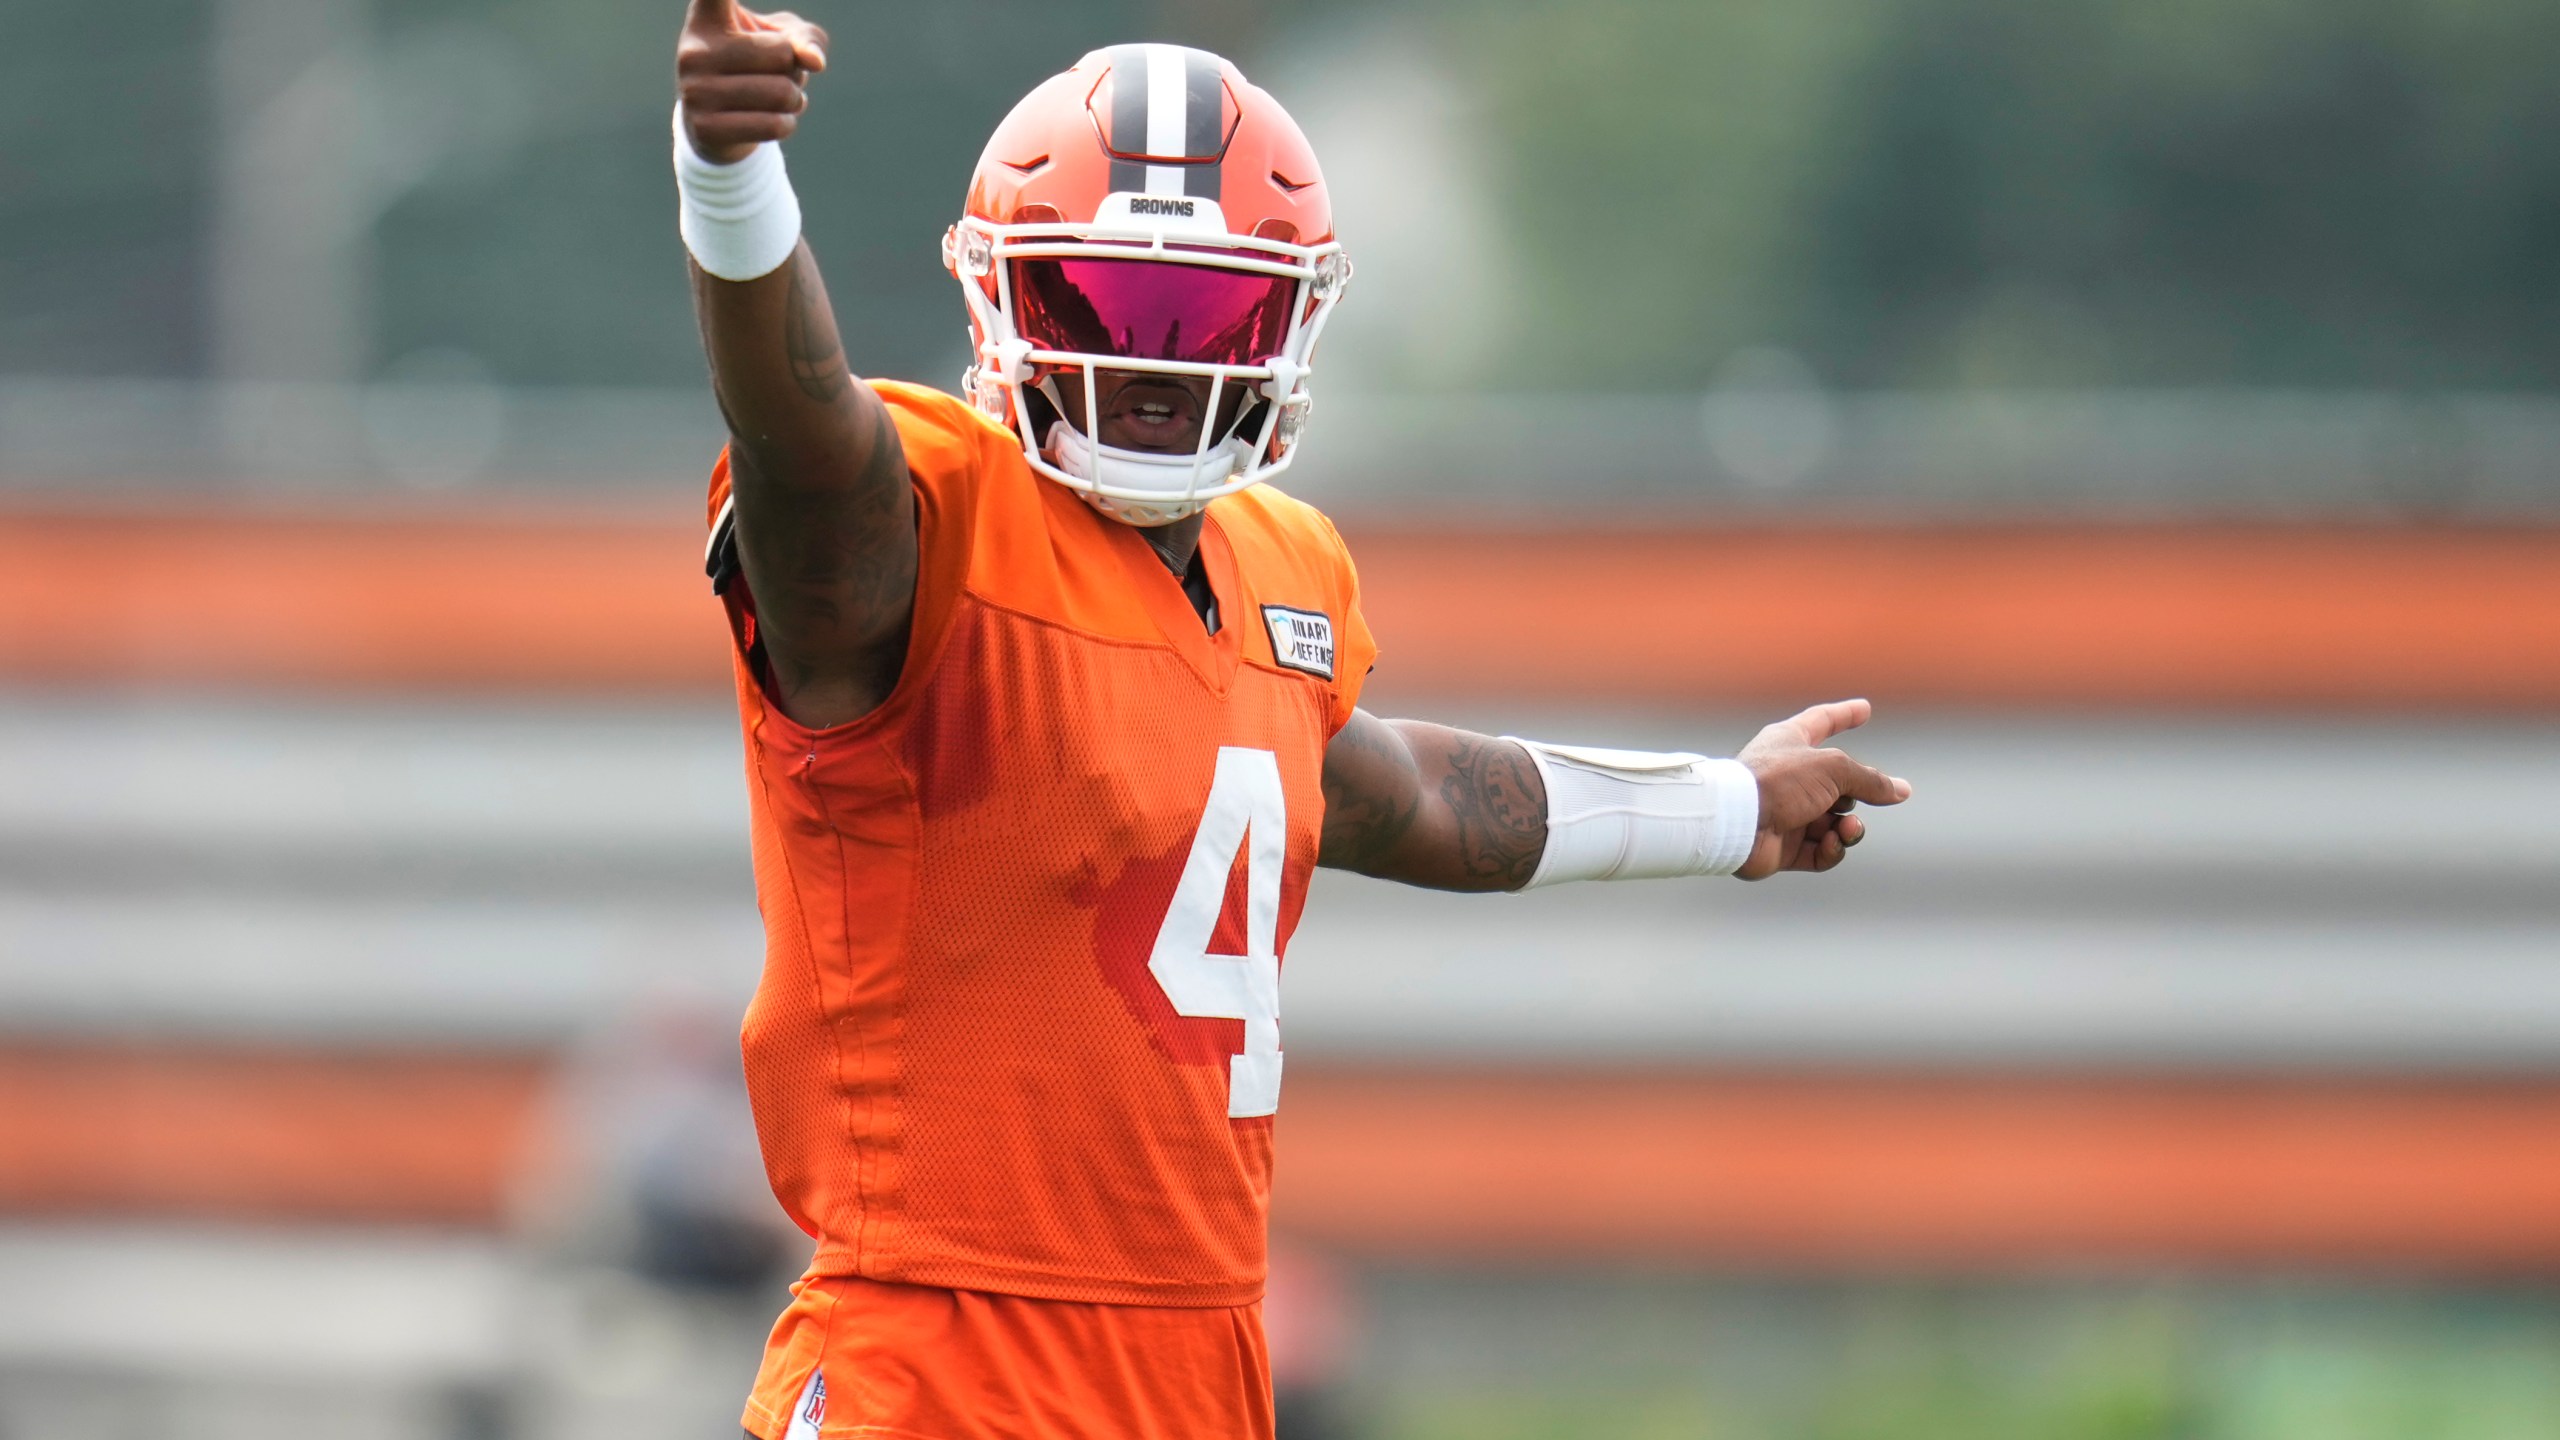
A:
[1735,698,1910,879]
[678,0,830,164]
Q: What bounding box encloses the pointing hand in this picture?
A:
[677,0,830,164]
[1734,698,1912,879]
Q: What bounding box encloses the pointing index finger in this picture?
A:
[685,0,742,32]
[1828,754,1910,807]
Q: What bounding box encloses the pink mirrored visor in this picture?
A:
[1010,256,1296,369]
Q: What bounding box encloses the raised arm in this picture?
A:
[1318,700,1912,891]
[678,0,915,727]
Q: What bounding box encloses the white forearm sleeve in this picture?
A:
[673,105,803,283]
[1508,740,1761,886]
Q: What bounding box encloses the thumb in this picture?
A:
[765,11,830,71]
[1790,697,1873,747]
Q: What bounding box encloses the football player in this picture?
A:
[673,5,1912,1437]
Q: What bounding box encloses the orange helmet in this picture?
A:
[943,45,1351,525]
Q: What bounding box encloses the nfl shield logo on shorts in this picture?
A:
[784,1369,826,1439]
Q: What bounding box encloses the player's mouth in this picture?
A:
[1098,376,1208,453]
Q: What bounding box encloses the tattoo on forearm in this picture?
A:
[688,264,744,432]
[1440,737,1547,887]
[783,261,851,404]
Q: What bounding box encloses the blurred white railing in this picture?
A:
[3,695,2556,1068]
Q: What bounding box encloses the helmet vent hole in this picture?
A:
[1251,218,1299,244]
[1269,170,1313,195]
[1014,202,1064,225]
[1004,155,1052,176]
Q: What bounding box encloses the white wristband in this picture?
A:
[1507,740,1761,887]
[673,104,803,282]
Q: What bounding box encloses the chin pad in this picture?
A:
[1044,420,1252,524]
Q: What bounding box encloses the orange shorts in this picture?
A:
[741,1274,1273,1440]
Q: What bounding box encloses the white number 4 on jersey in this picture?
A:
[1148,746,1285,1118]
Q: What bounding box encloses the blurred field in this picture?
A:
[5,0,2559,1437]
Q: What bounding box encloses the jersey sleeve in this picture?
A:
[1315,510,1378,734]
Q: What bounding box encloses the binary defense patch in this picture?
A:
[1261,605,1335,679]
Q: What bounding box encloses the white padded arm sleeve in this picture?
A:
[1508,740,1761,887]
[673,104,803,283]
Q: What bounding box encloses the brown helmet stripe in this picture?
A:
[1104,43,1151,194]
[1182,49,1225,200]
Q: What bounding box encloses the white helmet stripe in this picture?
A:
[1144,44,1189,159]
[1144,44,1190,198]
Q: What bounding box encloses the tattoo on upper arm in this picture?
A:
[783,262,851,404]
[850,413,918,608]
[1440,736,1547,888]
[1320,717,1422,870]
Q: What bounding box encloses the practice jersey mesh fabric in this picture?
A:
[711,381,1375,1308]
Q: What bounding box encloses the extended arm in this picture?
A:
[1317,713,1552,891]
[679,0,915,727]
[1318,700,1911,890]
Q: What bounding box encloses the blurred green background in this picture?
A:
[15,0,2556,392]
[1352,1272,2560,1440]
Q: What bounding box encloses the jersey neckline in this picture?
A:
[1104,508,1241,695]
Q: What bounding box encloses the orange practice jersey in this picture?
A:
[711,381,1376,1309]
